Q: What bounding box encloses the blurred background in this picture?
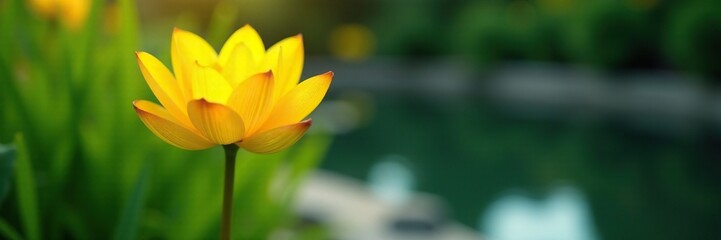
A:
[2,0,721,239]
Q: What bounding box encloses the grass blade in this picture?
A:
[0,218,23,240]
[14,133,40,240]
[113,164,150,240]
[0,143,16,205]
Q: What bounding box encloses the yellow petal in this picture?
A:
[262,34,304,100]
[188,99,245,144]
[221,43,256,87]
[29,0,55,19]
[136,52,191,127]
[260,72,333,132]
[218,24,265,66]
[59,0,90,30]
[133,100,214,150]
[239,119,311,154]
[190,63,233,103]
[171,28,218,100]
[227,71,274,136]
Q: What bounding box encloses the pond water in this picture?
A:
[318,92,721,240]
[481,185,597,240]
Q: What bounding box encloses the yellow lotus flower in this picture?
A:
[28,0,90,30]
[133,25,333,153]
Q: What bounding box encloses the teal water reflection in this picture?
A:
[481,185,597,240]
[320,94,721,240]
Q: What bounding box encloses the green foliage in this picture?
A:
[0,218,23,240]
[562,0,649,70]
[113,164,150,240]
[372,1,445,56]
[371,0,719,79]
[452,1,550,67]
[0,144,16,206]
[0,0,332,239]
[665,0,721,80]
[13,134,40,240]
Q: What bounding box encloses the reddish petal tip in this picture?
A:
[263,70,274,78]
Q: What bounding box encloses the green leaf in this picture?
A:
[113,164,150,240]
[232,150,286,239]
[116,0,141,126]
[0,218,23,240]
[166,154,224,240]
[58,207,90,240]
[0,143,16,206]
[14,133,40,240]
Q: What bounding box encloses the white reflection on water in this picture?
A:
[368,155,415,205]
[481,185,598,240]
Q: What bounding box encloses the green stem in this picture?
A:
[221,144,239,240]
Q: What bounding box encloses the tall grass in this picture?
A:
[0,0,332,238]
